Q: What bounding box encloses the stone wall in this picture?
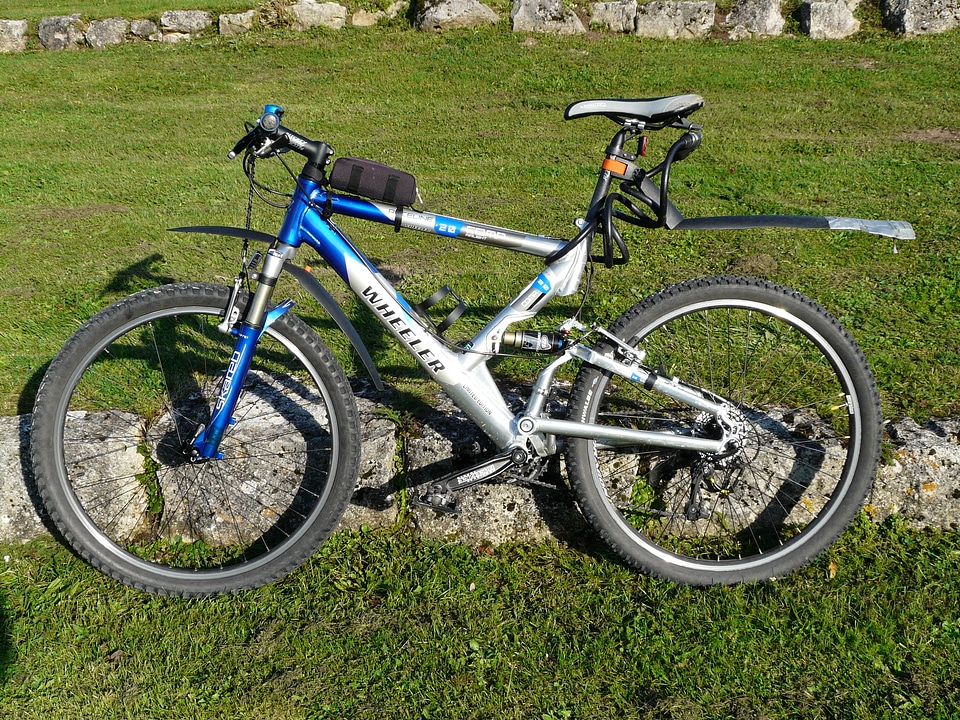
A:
[2,385,958,546]
[1,0,958,54]
[884,0,960,33]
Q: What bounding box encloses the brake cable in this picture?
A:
[243,149,293,209]
[238,139,599,361]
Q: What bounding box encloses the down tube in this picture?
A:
[297,209,519,448]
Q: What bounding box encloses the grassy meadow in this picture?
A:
[0,0,247,20]
[0,12,959,719]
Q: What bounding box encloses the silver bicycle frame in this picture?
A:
[281,184,730,458]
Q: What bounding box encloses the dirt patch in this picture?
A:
[374,263,406,284]
[727,253,779,278]
[903,128,960,150]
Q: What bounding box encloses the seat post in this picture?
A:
[592,127,625,213]
[584,123,641,221]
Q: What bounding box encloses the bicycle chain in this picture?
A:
[502,458,566,492]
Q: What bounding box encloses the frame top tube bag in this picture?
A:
[329,157,418,207]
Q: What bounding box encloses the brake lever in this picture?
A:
[253,135,290,158]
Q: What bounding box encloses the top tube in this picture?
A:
[311,187,570,259]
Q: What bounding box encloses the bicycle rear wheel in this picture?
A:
[566,276,881,585]
[31,283,360,597]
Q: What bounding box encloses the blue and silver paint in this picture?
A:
[191,299,295,459]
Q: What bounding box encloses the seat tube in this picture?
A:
[191,245,294,460]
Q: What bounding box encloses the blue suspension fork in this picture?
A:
[190,246,296,460]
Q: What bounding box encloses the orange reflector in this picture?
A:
[602,158,629,176]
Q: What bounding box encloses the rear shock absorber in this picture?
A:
[501,330,567,352]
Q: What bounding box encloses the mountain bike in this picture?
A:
[30,96,915,597]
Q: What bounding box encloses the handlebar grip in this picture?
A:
[228,131,257,159]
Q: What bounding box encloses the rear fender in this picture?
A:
[671,215,915,240]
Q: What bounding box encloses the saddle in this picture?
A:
[564,94,704,126]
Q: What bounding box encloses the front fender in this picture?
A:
[283,262,384,390]
[170,225,384,390]
[170,225,278,245]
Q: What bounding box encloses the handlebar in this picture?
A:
[229,105,334,183]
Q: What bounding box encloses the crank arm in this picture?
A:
[413,449,523,514]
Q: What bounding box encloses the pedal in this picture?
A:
[412,485,459,514]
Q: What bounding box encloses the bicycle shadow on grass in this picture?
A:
[16,256,179,545]
[101,253,176,296]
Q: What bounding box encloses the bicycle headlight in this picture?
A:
[259,111,281,133]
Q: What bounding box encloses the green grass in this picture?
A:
[2,519,960,718]
[2,25,958,420]
[0,1,248,21]
[1,21,960,719]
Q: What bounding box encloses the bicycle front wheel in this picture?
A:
[566,276,881,585]
[31,283,361,597]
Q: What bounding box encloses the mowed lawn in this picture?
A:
[1,16,959,720]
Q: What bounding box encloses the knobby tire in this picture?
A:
[30,283,361,597]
